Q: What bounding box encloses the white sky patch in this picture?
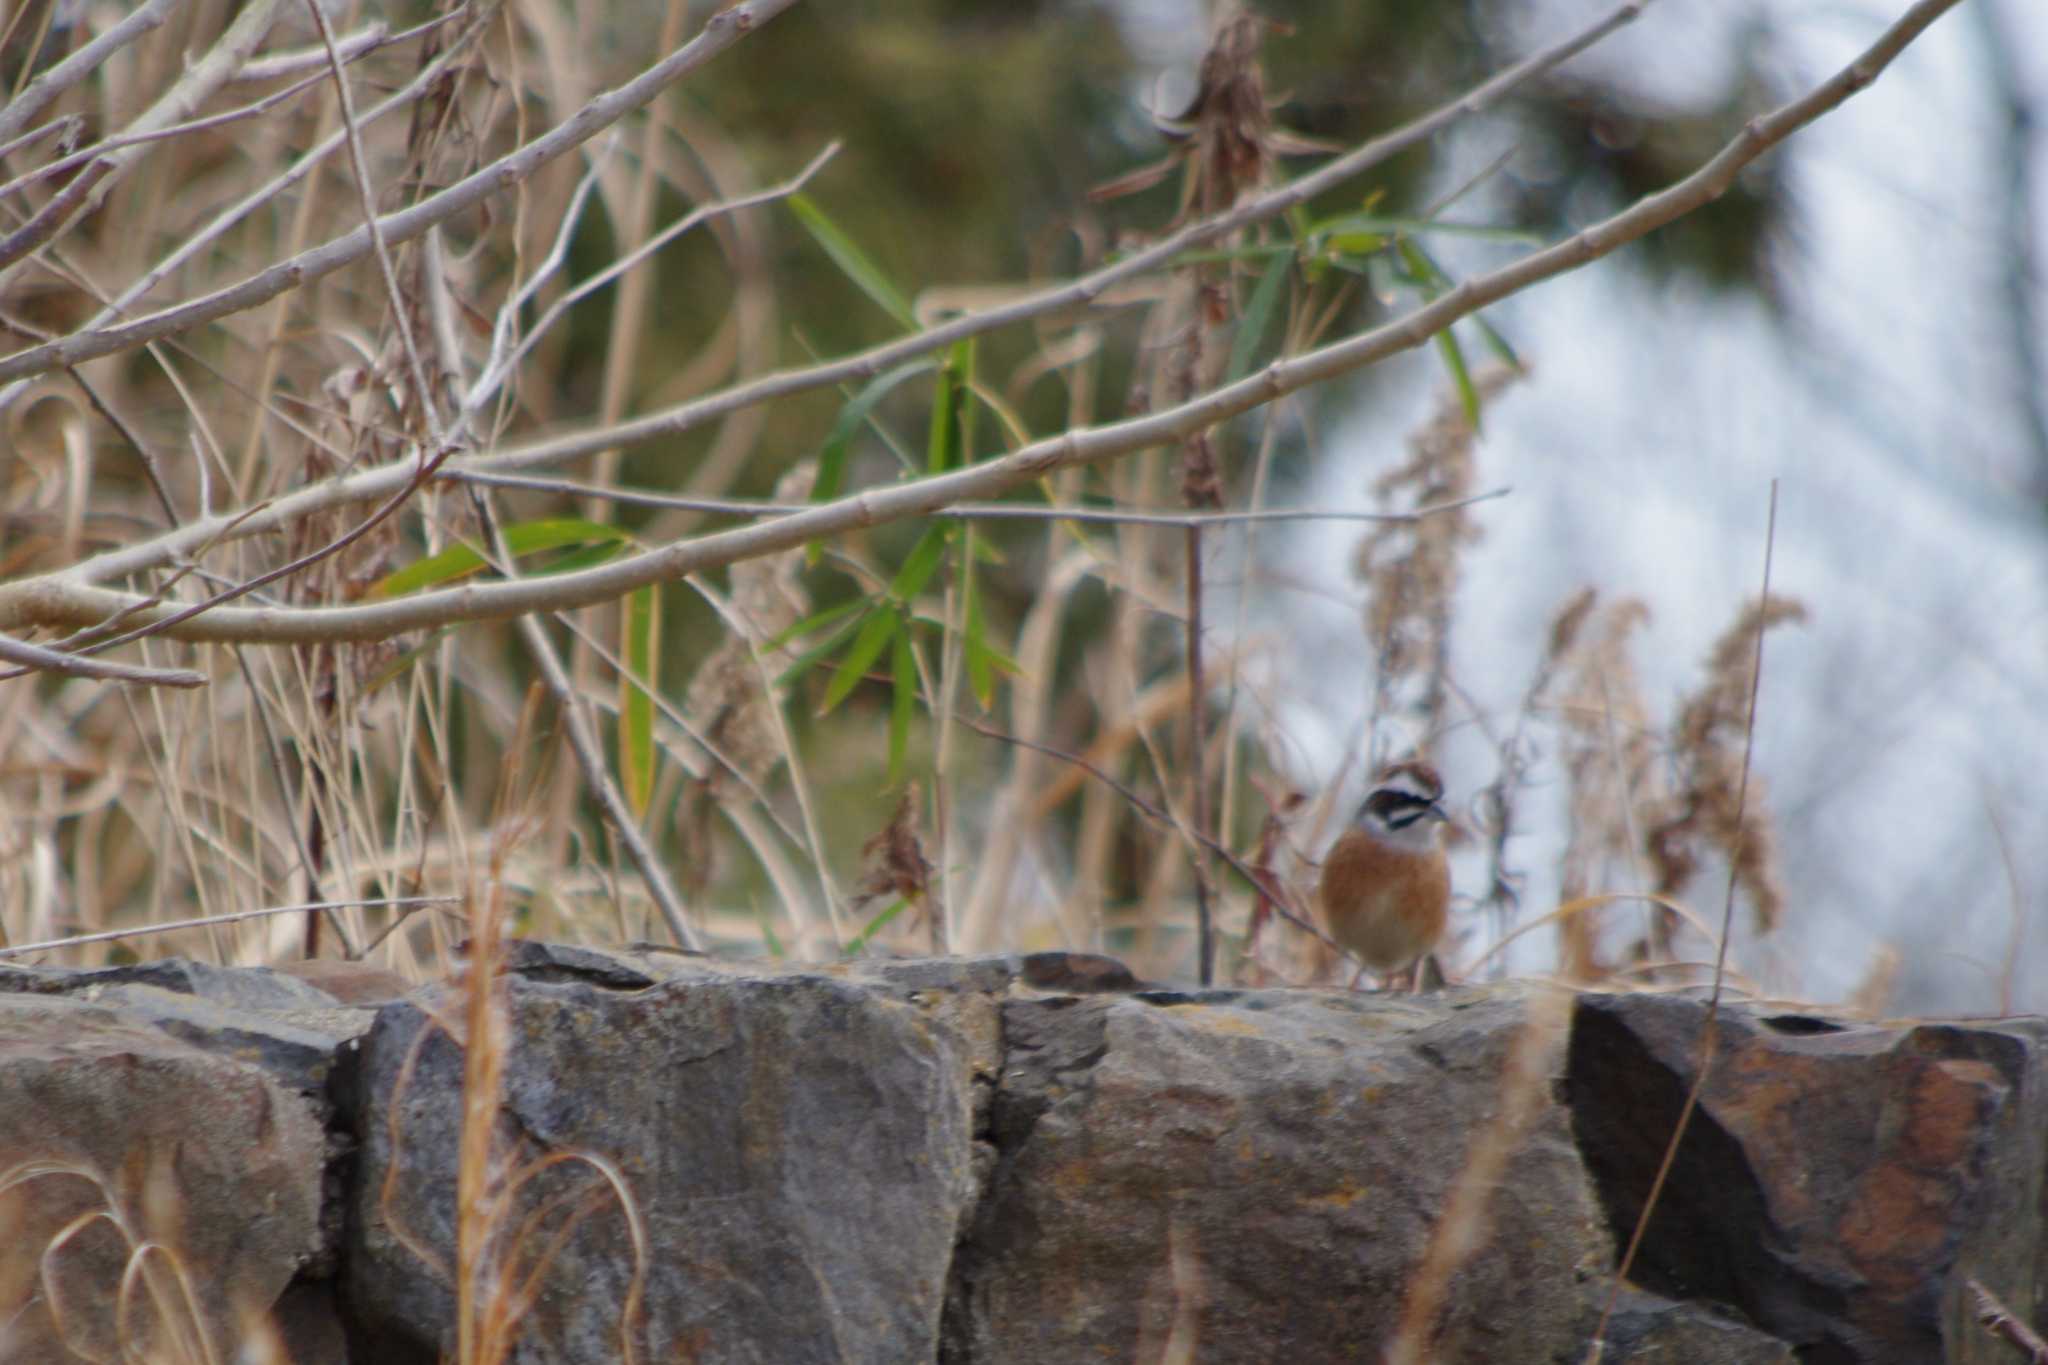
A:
[1230,0,2047,1012]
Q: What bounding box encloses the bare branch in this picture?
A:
[0,25,397,203]
[436,468,1509,527]
[0,0,288,272]
[0,0,1960,651]
[4,0,1645,582]
[461,141,840,422]
[0,0,803,387]
[0,631,204,687]
[388,0,1655,474]
[0,897,457,960]
[0,0,187,148]
[0,5,489,420]
[304,0,443,452]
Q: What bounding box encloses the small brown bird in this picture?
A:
[1317,761,1451,986]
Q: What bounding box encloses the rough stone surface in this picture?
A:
[344,961,995,1364]
[1599,1287,1797,1363]
[944,985,1613,1363]
[0,993,326,1363]
[3,949,2044,1364]
[1564,993,2048,1365]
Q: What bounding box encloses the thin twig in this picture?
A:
[0,630,203,687]
[0,5,489,421]
[1186,523,1216,984]
[440,469,1510,526]
[0,0,803,386]
[305,0,444,453]
[460,140,839,420]
[0,26,406,203]
[0,897,455,959]
[0,0,288,273]
[1968,1277,2048,1363]
[956,713,1336,950]
[0,0,186,147]
[291,0,1656,476]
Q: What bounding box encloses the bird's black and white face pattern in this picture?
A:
[1355,762,1448,849]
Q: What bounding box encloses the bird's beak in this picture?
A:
[1426,801,1450,824]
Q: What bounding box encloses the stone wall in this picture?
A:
[2,945,2041,1363]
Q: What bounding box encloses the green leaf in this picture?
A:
[1310,211,1541,247]
[820,607,899,714]
[888,622,916,784]
[814,360,937,504]
[370,518,631,597]
[766,597,866,652]
[541,540,630,577]
[500,518,632,555]
[1395,237,1483,429]
[1473,311,1522,370]
[1325,230,1386,256]
[1226,250,1291,384]
[1435,325,1480,431]
[843,897,908,956]
[926,342,967,475]
[952,339,978,468]
[810,358,937,565]
[889,523,951,603]
[962,529,993,709]
[1394,236,1439,290]
[787,192,918,329]
[619,584,660,818]
[775,605,871,689]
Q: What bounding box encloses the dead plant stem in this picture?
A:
[1586,479,1779,1360]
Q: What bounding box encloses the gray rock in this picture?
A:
[0,994,325,1363]
[944,983,1613,1363]
[345,966,992,1364]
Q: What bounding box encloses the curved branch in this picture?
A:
[0,0,1961,650]
[12,0,1651,591]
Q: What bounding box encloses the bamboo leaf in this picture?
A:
[842,897,909,956]
[924,338,977,475]
[820,608,899,714]
[619,584,660,818]
[1473,311,1522,370]
[767,597,866,652]
[775,605,870,688]
[370,518,630,597]
[814,359,936,505]
[953,339,978,467]
[1226,250,1291,384]
[889,622,916,784]
[963,529,994,709]
[787,192,917,329]
[890,523,951,603]
[1435,325,1480,431]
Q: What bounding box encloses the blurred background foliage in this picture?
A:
[0,0,1835,981]
[552,0,1785,685]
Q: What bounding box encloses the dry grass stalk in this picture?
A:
[1354,364,1520,747]
[1642,594,1805,957]
[0,1150,229,1364]
[1386,985,1574,1364]
[1551,593,1659,980]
